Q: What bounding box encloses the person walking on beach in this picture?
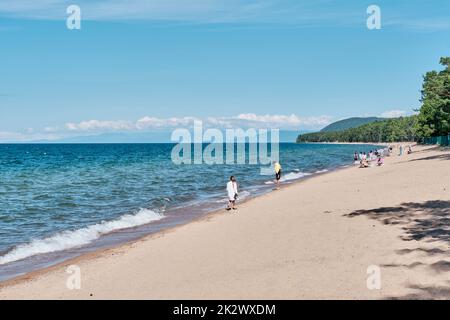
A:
[226,176,238,211]
[274,161,282,190]
[353,152,358,162]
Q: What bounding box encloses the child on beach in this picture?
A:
[226,176,238,211]
[274,161,282,190]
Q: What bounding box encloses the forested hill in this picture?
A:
[320,117,385,132]
[298,56,450,144]
[297,116,418,143]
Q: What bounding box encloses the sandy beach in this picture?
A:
[0,145,449,300]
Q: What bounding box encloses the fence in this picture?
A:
[423,135,450,146]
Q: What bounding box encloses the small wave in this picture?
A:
[265,171,312,184]
[315,169,329,174]
[280,171,312,182]
[238,190,251,200]
[0,208,163,265]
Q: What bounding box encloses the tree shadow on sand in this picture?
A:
[387,284,450,300]
[402,146,450,162]
[345,200,450,299]
[346,200,450,244]
[408,153,450,162]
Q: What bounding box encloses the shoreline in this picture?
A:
[0,143,383,283]
[0,159,348,288]
[298,141,414,146]
[1,144,448,299]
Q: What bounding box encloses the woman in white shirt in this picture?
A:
[226,176,238,211]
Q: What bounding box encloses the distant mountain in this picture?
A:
[297,115,417,143]
[28,130,309,144]
[31,131,173,144]
[320,117,385,132]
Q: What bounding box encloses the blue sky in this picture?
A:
[0,0,449,142]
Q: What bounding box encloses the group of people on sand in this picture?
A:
[354,149,385,168]
[354,144,414,169]
[226,161,282,211]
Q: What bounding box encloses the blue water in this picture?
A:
[0,143,381,279]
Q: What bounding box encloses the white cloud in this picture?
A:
[235,113,331,127]
[44,126,59,133]
[64,114,331,132]
[380,110,407,118]
[0,131,26,141]
[0,0,279,21]
[0,0,358,26]
[65,119,134,131]
[136,116,199,129]
[0,0,448,31]
[0,113,332,142]
[0,130,60,142]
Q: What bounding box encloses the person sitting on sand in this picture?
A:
[274,161,282,190]
[407,145,412,154]
[360,154,370,168]
[226,176,238,211]
[361,160,369,168]
[377,156,384,166]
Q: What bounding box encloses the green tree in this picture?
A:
[416,57,450,138]
[297,116,418,143]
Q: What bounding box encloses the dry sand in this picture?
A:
[0,145,449,300]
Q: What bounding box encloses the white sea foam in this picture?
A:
[264,171,312,184]
[0,208,163,265]
[315,169,329,174]
[280,171,312,182]
[238,190,251,200]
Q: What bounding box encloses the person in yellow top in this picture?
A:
[273,161,282,190]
